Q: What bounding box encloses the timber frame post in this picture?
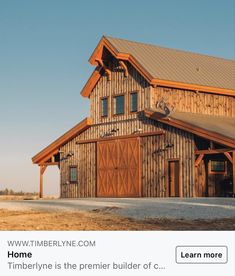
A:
[39,165,47,198]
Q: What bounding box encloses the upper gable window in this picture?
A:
[101,97,108,117]
[113,95,124,115]
[130,92,138,113]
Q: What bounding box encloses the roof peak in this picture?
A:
[82,35,235,97]
[104,35,235,62]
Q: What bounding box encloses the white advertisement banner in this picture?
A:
[0,231,234,276]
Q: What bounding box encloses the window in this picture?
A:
[130,92,138,113]
[114,95,124,115]
[210,160,226,174]
[101,97,108,117]
[69,166,78,183]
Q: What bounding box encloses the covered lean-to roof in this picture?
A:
[144,110,235,148]
[32,118,92,164]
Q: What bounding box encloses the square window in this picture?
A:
[130,92,138,112]
[101,98,108,117]
[210,160,226,174]
[114,95,124,115]
[69,166,78,183]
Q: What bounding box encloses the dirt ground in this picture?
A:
[0,209,235,231]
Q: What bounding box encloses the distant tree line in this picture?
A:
[0,189,38,196]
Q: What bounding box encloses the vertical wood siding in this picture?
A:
[194,160,207,197]
[90,58,150,124]
[141,126,194,197]
[61,142,96,198]
[151,86,235,117]
[60,118,195,198]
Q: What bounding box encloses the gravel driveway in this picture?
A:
[0,198,235,220]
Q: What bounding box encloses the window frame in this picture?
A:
[209,160,227,175]
[112,94,125,116]
[100,96,109,118]
[69,165,78,183]
[129,91,138,114]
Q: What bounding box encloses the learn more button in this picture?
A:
[176,246,228,264]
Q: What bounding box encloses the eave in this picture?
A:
[32,117,92,164]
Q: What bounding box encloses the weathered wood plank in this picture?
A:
[152,86,235,117]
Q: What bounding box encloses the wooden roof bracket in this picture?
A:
[224,152,233,164]
[119,60,129,77]
[96,59,112,81]
[151,83,157,88]
[195,154,204,167]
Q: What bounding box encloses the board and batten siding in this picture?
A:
[141,125,194,197]
[60,117,195,198]
[89,59,151,124]
[151,86,235,117]
[60,142,96,198]
[194,160,207,197]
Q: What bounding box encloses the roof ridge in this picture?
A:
[104,35,235,63]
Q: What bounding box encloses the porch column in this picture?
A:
[39,165,47,198]
[233,152,235,194]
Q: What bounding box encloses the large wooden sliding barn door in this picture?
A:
[97,138,140,197]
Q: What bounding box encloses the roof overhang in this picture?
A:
[81,36,235,98]
[32,117,92,164]
[144,109,235,148]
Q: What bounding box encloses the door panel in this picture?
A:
[168,160,180,197]
[118,138,140,196]
[97,141,118,197]
[97,138,140,197]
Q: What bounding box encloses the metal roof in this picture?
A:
[144,109,235,148]
[171,112,235,140]
[106,36,235,90]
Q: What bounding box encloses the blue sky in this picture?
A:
[0,0,234,195]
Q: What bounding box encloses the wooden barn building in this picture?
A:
[32,36,235,198]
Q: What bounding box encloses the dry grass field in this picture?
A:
[0,209,235,231]
[0,195,55,200]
